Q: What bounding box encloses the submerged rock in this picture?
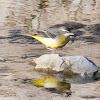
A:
[33,54,99,77]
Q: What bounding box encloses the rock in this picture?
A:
[64,56,99,77]
[33,54,67,72]
[93,69,100,80]
[33,54,99,77]
[64,56,98,74]
[0,57,6,62]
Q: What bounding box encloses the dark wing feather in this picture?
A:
[37,30,56,38]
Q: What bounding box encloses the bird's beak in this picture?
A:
[69,33,75,43]
[69,33,74,36]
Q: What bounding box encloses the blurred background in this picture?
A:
[0,0,100,32]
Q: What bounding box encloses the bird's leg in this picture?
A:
[46,47,53,51]
[46,47,58,54]
[53,48,58,54]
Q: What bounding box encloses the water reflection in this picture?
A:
[32,76,71,96]
[31,70,100,84]
[19,69,100,97]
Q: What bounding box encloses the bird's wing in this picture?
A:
[36,31,47,37]
[37,30,57,38]
[44,31,57,38]
[37,27,70,39]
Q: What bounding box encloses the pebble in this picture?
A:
[0,57,6,62]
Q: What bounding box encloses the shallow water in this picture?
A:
[0,30,100,100]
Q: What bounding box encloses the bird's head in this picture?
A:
[60,27,75,39]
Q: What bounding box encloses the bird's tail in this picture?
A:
[28,34,36,38]
[28,34,43,42]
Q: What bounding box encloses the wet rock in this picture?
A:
[21,55,28,59]
[33,54,99,77]
[33,54,67,72]
[0,57,6,62]
[64,56,99,77]
[93,69,100,80]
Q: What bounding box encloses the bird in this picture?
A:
[28,28,74,53]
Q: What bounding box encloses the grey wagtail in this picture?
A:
[28,28,74,53]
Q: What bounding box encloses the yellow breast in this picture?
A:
[51,35,69,48]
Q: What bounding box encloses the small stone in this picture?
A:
[0,57,6,62]
[21,55,27,59]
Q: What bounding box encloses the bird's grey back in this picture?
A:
[37,26,69,38]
